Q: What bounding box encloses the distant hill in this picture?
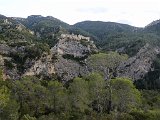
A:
[13,15,96,47]
[74,21,139,41]
[74,21,138,36]
[14,15,70,30]
[0,15,38,45]
[2,14,160,57]
[13,15,70,46]
[74,21,160,56]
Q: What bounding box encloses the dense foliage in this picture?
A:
[0,71,160,120]
[87,52,128,79]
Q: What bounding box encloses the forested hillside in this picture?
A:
[0,14,160,120]
[74,21,160,56]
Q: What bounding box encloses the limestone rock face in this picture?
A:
[0,26,2,32]
[23,53,55,77]
[49,34,97,81]
[22,34,97,81]
[0,33,98,82]
[117,44,160,81]
[0,55,4,66]
[51,34,97,58]
[54,57,89,82]
[0,44,11,55]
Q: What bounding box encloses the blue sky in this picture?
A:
[0,0,160,27]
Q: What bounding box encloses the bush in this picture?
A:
[130,110,149,120]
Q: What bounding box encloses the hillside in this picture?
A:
[0,14,160,120]
[0,14,160,87]
[74,21,160,56]
[0,14,160,86]
[74,21,138,38]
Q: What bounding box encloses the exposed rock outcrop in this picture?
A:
[23,34,97,81]
[51,34,97,58]
[117,44,160,81]
[54,57,89,82]
[0,44,12,55]
[23,53,55,77]
[0,55,4,66]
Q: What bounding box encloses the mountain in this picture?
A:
[0,14,160,120]
[0,15,37,44]
[11,15,71,46]
[14,15,70,30]
[74,21,138,37]
[13,15,96,48]
[0,15,99,81]
[0,14,160,86]
[74,21,142,55]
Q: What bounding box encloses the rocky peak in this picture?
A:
[51,33,97,58]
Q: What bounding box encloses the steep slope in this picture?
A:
[0,15,99,81]
[14,15,70,31]
[116,44,160,89]
[74,21,145,56]
[14,15,95,47]
[12,15,70,46]
[74,21,138,42]
[0,15,37,44]
[1,14,160,87]
[24,33,98,82]
[74,21,137,36]
[74,21,160,57]
[144,19,160,35]
[0,15,50,79]
[117,44,160,80]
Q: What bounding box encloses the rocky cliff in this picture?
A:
[23,53,55,78]
[51,34,97,57]
[117,44,160,81]
[23,33,97,82]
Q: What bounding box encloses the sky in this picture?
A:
[0,0,160,27]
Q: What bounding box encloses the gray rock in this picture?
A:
[23,54,55,77]
[0,26,2,32]
[23,34,97,82]
[54,57,89,82]
[51,34,98,58]
[117,44,160,81]
[0,33,98,81]
[0,55,4,66]
[0,44,11,55]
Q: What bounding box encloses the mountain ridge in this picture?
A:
[0,14,160,88]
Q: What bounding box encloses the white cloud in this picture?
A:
[0,0,160,27]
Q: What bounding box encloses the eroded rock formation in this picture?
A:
[117,44,160,81]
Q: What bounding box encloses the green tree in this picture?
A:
[11,76,48,119]
[84,73,106,113]
[87,52,128,79]
[0,69,19,120]
[68,77,90,113]
[47,81,70,114]
[110,78,142,112]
